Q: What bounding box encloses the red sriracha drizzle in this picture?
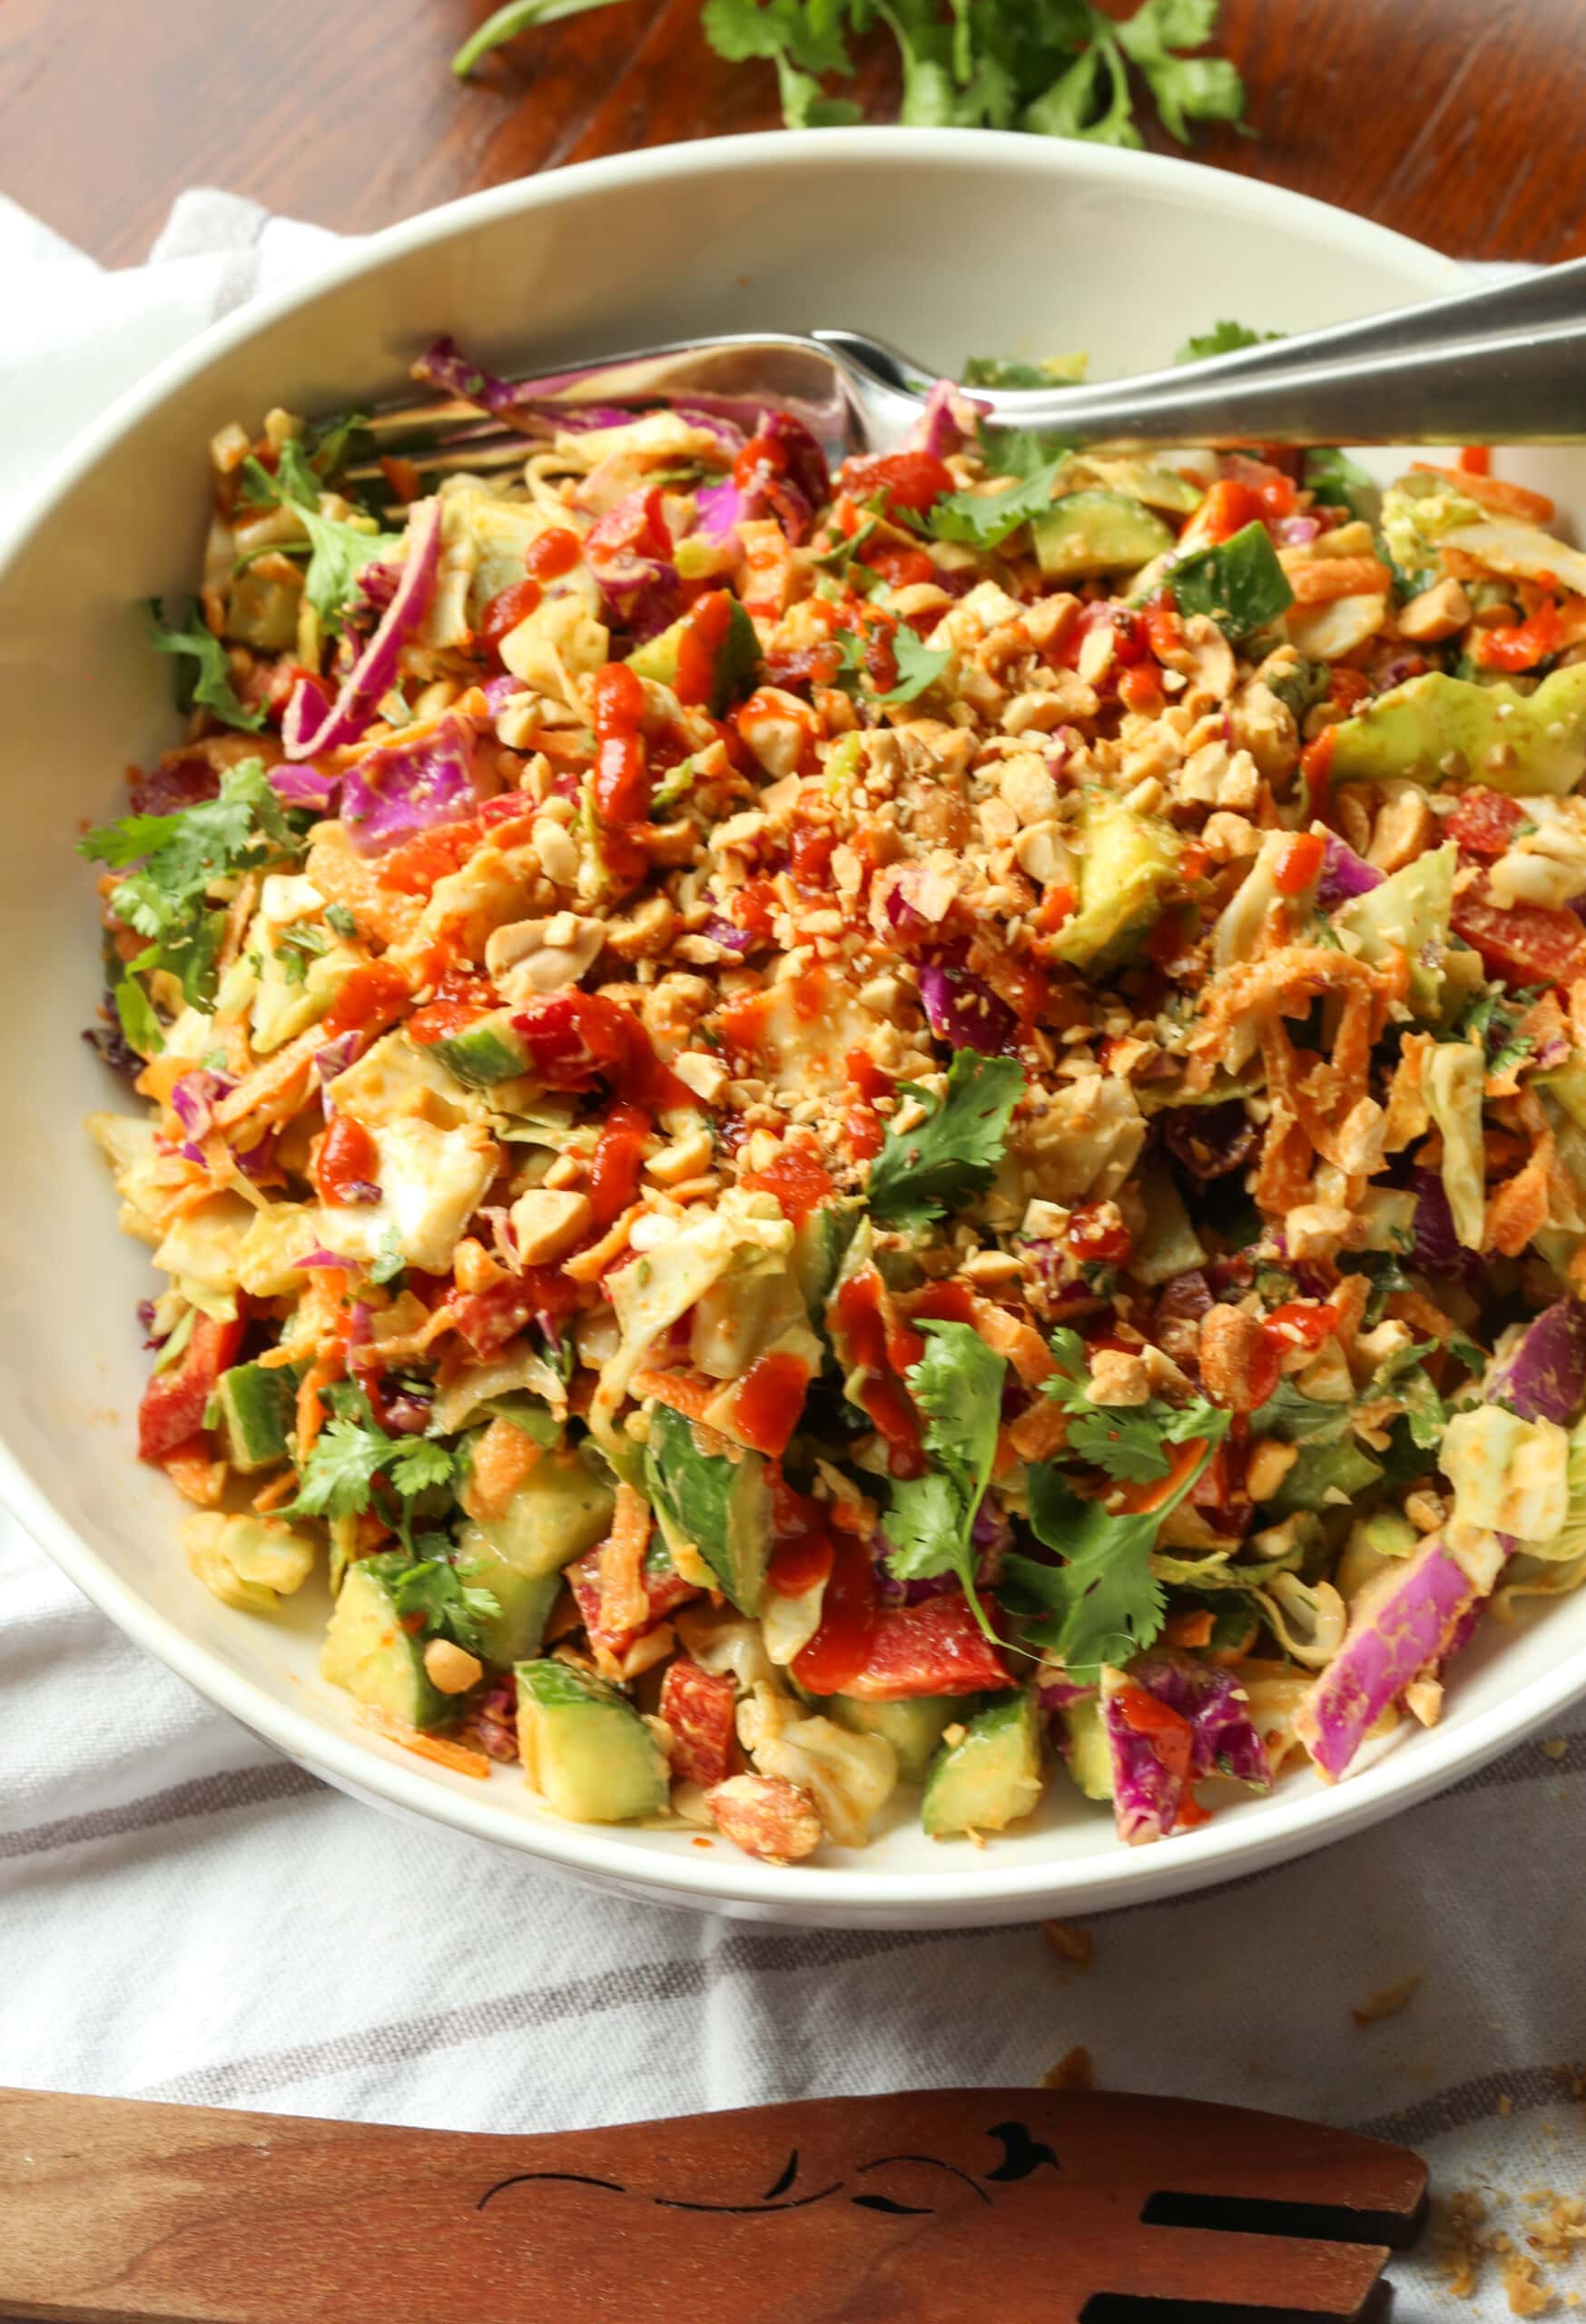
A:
[743,1141,834,1227]
[673,589,734,709]
[586,1100,652,1227]
[511,990,691,1111]
[729,1350,811,1459]
[593,661,651,826]
[792,1529,880,1694]
[830,1266,924,1474]
[524,527,583,580]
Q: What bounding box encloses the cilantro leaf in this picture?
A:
[1042,1327,1228,1482]
[1113,0,1244,142]
[1002,1433,1220,1681]
[285,1403,461,1542]
[146,600,265,733]
[878,625,951,704]
[962,354,1089,389]
[867,1049,1026,1231]
[1457,982,1541,1079]
[81,759,304,1039]
[926,421,1072,549]
[1022,34,1142,147]
[881,1321,1006,1636]
[241,446,401,631]
[1371,1337,1451,1453]
[1175,318,1282,366]
[1304,446,1378,522]
[325,902,359,940]
[389,1550,500,1658]
[369,1228,408,1288]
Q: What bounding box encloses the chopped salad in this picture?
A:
[82,332,1586,1862]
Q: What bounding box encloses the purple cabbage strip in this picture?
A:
[1406,1167,1483,1291]
[908,378,990,461]
[584,487,684,639]
[297,1246,358,1269]
[1316,832,1385,912]
[701,914,756,957]
[1483,1298,1586,1427]
[918,956,1017,1054]
[694,477,747,545]
[412,335,528,414]
[169,1068,232,1142]
[267,762,340,810]
[1161,1098,1257,1181]
[339,712,497,860]
[282,497,443,760]
[1295,1535,1483,1782]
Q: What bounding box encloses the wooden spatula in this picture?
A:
[1,2083,1426,2322]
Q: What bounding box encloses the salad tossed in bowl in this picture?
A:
[82,335,1586,1863]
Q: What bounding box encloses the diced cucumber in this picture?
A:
[793,1199,862,1328]
[475,1446,616,1580]
[627,595,761,717]
[319,1553,451,1730]
[214,1360,299,1472]
[645,1402,773,1615]
[827,1692,977,1786]
[1057,1695,1113,1803]
[457,1521,563,1666]
[921,1690,1044,1837]
[1030,490,1174,581]
[516,1658,670,1822]
[432,1009,531,1089]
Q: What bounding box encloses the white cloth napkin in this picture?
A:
[2,191,1582,2318]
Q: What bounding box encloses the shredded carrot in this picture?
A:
[296,1354,338,1455]
[562,1202,645,1285]
[164,1444,226,1507]
[1412,463,1556,524]
[1004,1396,1070,1465]
[251,1470,298,1513]
[461,1413,543,1523]
[1286,556,1395,605]
[631,1366,720,1423]
[597,1482,654,1640]
[358,1707,492,1778]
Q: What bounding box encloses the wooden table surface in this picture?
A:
[5,0,1586,269]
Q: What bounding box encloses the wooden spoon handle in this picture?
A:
[0,2083,1425,2323]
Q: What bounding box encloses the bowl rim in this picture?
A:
[7,124,1575,1924]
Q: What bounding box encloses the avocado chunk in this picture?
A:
[474,1444,616,1581]
[921,1690,1044,1837]
[319,1554,451,1730]
[432,1009,531,1090]
[214,1359,300,1472]
[1333,842,1455,1017]
[827,1692,977,1786]
[627,593,761,717]
[1030,490,1174,581]
[1328,665,1586,796]
[1159,520,1295,642]
[456,1520,563,1666]
[1057,1695,1113,1803]
[645,1401,773,1615]
[1049,787,1181,975]
[1063,456,1205,517]
[516,1658,670,1822]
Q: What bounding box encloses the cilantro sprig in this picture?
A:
[389,1550,501,1658]
[1002,1422,1226,1682]
[453,0,1247,153]
[80,758,306,1053]
[147,601,265,733]
[867,1048,1026,1232]
[922,424,1073,550]
[284,1392,463,1548]
[881,1321,1006,1638]
[241,438,401,631]
[1042,1327,1227,1483]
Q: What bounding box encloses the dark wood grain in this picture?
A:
[1,2083,1426,2322]
[4,0,1586,269]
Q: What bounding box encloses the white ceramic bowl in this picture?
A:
[4,130,1582,1927]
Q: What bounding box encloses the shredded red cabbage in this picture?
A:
[1316,832,1385,912]
[339,712,499,859]
[282,497,443,760]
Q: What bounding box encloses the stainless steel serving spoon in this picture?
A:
[351,252,1586,483]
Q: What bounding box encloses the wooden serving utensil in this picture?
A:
[1,2083,1427,2322]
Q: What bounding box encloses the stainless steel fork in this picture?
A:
[346,252,1586,482]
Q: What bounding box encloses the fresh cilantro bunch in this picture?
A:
[867,1048,1026,1230]
[1042,1327,1226,1482]
[286,1390,463,1549]
[881,1320,1006,1636]
[241,438,402,632]
[452,0,1248,152]
[80,758,307,1055]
